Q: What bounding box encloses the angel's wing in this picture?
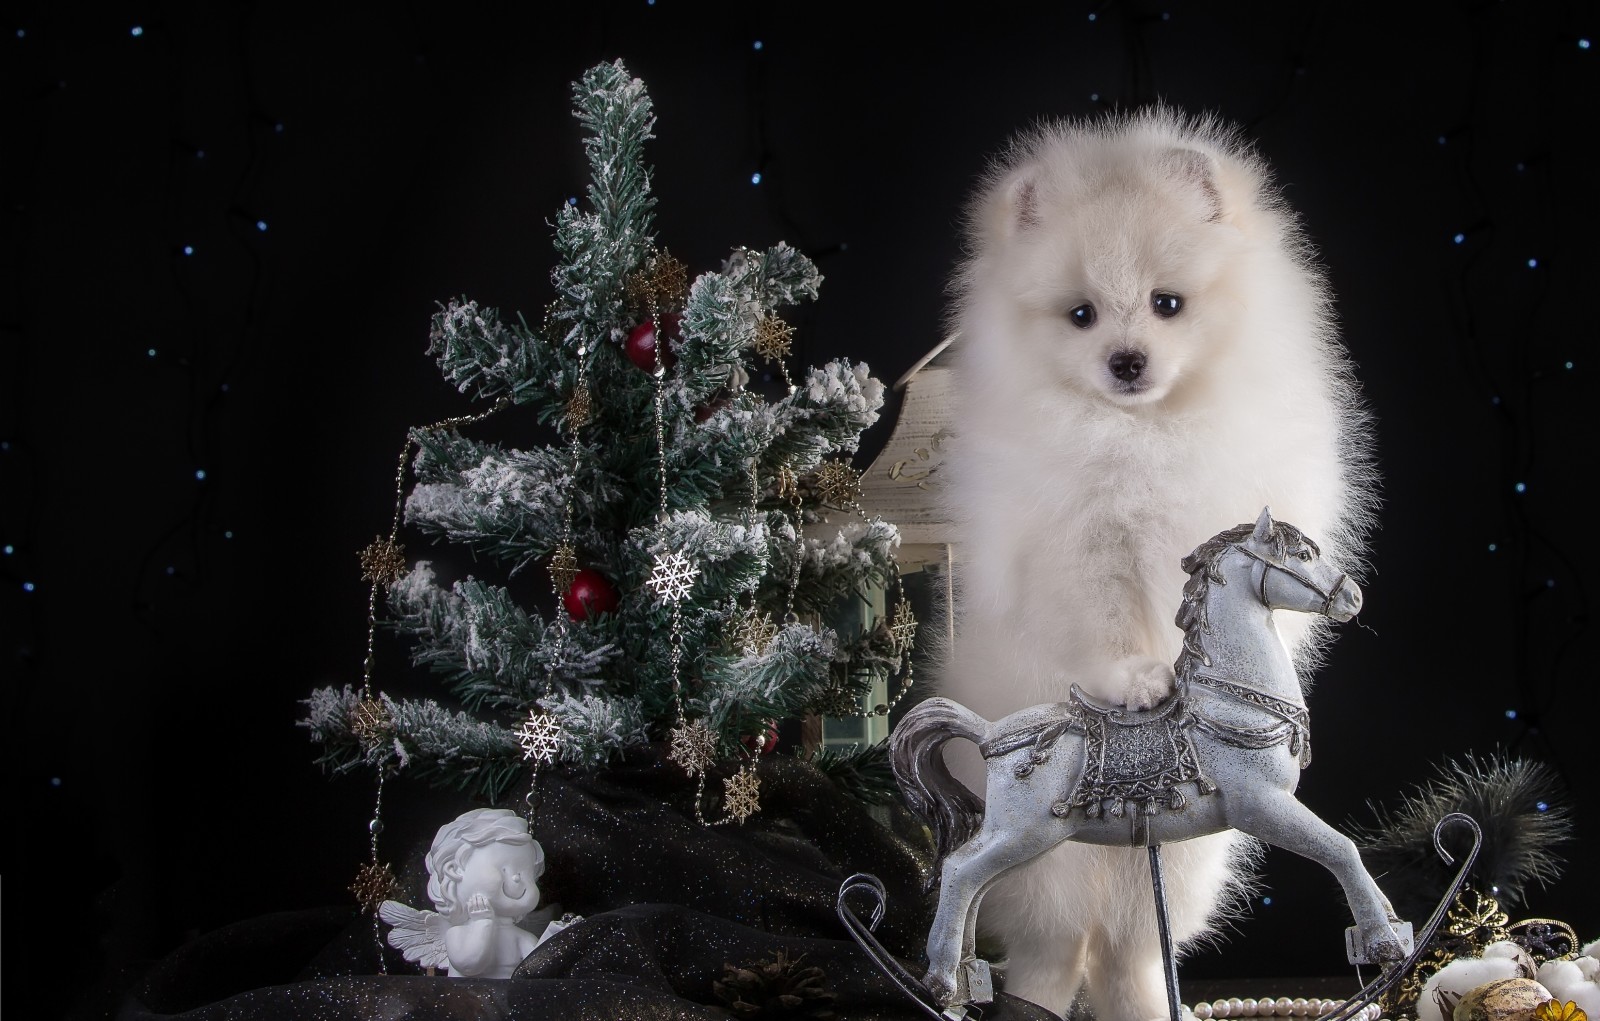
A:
[378,899,450,971]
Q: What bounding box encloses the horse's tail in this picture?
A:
[890,696,989,864]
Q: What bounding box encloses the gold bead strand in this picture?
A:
[632,260,722,823]
[348,395,512,969]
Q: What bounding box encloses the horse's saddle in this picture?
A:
[1063,684,1217,817]
[984,685,1217,819]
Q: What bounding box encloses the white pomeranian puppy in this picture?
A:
[932,106,1380,1020]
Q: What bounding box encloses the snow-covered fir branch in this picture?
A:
[548,62,658,355]
[802,517,900,578]
[696,622,836,732]
[299,685,519,787]
[388,563,615,707]
[767,360,886,471]
[538,692,651,766]
[572,60,656,251]
[426,300,545,404]
[632,508,772,604]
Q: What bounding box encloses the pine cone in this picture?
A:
[712,949,837,1019]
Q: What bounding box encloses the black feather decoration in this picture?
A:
[1345,750,1574,923]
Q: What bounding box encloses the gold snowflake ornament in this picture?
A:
[359,537,407,587]
[349,697,394,748]
[626,250,689,315]
[647,550,699,604]
[565,381,593,429]
[812,685,864,719]
[668,718,718,777]
[350,860,398,912]
[722,766,762,824]
[729,606,779,657]
[548,543,579,595]
[515,710,563,765]
[751,313,794,363]
[813,460,861,508]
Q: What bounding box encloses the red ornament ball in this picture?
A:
[562,568,619,621]
[625,313,682,372]
[741,724,780,755]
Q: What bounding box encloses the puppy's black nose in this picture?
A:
[1109,350,1146,381]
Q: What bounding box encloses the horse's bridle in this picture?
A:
[1237,543,1349,616]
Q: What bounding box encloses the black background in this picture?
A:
[4,2,1595,1018]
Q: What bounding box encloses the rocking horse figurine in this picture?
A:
[891,507,1413,1013]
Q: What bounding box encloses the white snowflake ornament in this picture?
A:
[515,711,563,765]
[647,550,699,604]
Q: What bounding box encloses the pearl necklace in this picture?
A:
[1186,998,1383,1020]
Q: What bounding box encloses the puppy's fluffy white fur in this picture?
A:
[933,107,1379,1020]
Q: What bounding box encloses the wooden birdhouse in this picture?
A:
[804,336,958,757]
[856,335,957,570]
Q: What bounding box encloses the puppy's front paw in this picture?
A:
[1114,656,1176,711]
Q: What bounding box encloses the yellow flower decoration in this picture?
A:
[1534,1000,1587,1021]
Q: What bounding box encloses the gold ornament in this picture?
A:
[813,460,861,508]
[566,381,593,428]
[349,860,398,912]
[350,698,394,748]
[721,765,762,823]
[549,543,579,595]
[515,710,563,765]
[668,718,717,777]
[358,537,407,587]
[1535,1002,1588,1021]
[647,550,700,604]
[751,313,794,363]
[729,606,779,657]
[888,602,919,656]
[776,464,799,504]
[1387,886,1514,1016]
[812,685,864,719]
[626,250,689,315]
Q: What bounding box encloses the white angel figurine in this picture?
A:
[379,807,572,978]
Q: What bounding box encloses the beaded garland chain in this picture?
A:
[1186,997,1380,1020]
[348,396,512,969]
[800,456,919,721]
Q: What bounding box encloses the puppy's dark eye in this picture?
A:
[1152,292,1183,317]
[1069,304,1096,328]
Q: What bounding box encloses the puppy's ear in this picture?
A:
[1000,170,1041,234]
[1158,148,1222,222]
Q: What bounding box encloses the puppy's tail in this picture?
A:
[890,697,989,866]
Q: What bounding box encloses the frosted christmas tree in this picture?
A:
[300,59,915,838]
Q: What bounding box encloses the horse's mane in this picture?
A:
[1174,519,1318,681]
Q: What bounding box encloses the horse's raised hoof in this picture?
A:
[1344,920,1414,966]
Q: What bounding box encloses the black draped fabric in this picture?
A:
[115,751,1059,1020]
